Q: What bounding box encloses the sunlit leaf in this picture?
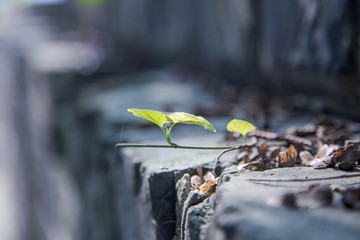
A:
[168,112,216,132]
[128,109,172,128]
[227,119,256,139]
[128,109,216,145]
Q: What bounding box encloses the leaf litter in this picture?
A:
[180,119,360,210]
[179,99,360,211]
[227,116,360,172]
[190,166,218,197]
[225,117,360,210]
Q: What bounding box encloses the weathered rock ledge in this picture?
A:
[119,146,360,240]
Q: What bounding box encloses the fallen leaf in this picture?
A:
[286,145,297,162]
[270,149,281,159]
[240,158,273,171]
[299,144,338,169]
[199,179,218,196]
[190,169,217,192]
[333,144,359,170]
[259,142,267,159]
[299,151,314,166]
[278,145,297,167]
[278,152,287,167]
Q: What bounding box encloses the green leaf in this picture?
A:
[168,112,216,132]
[128,109,216,146]
[128,109,172,128]
[226,119,256,139]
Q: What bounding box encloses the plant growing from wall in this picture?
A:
[226,119,256,144]
[116,109,256,174]
[127,109,216,146]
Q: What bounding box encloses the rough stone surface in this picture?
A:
[4,4,360,240]
[207,167,360,240]
[69,68,360,240]
[54,68,223,240]
[180,190,208,240]
[175,173,192,239]
[185,194,216,240]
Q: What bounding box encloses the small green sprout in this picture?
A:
[117,111,261,176]
[226,119,256,144]
[128,109,216,145]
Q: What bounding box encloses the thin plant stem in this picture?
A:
[116,142,284,177]
[212,147,237,176]
[212,144,254,176]
[115,143,233,150]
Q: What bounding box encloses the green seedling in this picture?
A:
[116,109,257,176]
[128,109,215,145]
[226,119,256,144]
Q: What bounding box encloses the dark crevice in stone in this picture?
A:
[149,171,177,240]
[129,160,234,240]
[134,162,143,195]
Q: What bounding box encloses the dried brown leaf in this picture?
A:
[270,148,281,159]
[278,145,297,167]
[286,145,297,162]
[199,179,218,196]
[240,158,273,171]
[243,155,251,164]
[278,152,287,167]
[299,144,338,169]
[333,144,358,171]
[259,142,267,159]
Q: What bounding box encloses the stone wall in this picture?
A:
[58,0,359,74]
[0,43,79,240]
[33,0,360,119]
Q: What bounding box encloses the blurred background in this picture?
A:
[0,0,359,239]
